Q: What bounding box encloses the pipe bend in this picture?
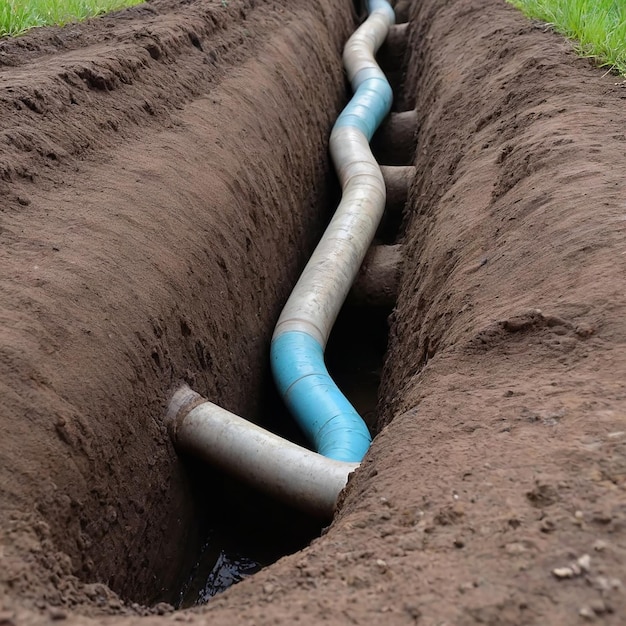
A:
[168,385,359,517]
[271,0,395,464]
[168,0,395,514]
[271,331,371,462]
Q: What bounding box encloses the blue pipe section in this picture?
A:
[271,0,395,463]
[272,332,371,462]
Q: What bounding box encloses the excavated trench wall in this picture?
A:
[0,0,354,607]
[4,0,626,623]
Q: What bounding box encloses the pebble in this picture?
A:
[458,582,477,593]
[553,566,579,579]
[593,539,607,552]
[49,608,67,621]
[578,554,592,572]
[579,606,595,620]
[154,602,174,615]
[553,555,590,579]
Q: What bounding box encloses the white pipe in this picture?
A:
[167,385,359,518]
[273,128,387,347]
[272,9,394,349]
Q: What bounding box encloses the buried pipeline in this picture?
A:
[167,0,406,518]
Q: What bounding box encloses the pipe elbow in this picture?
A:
[271,331,371,463]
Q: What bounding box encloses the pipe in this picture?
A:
[380,165,415,214]
[168,385,358,518]
[271,0,395,463]
[168,0,396,512]
[349,243,403,308]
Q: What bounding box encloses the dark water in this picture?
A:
[177,536,261,606]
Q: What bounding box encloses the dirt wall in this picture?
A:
[0,0,353,609]
[375,0,626,622]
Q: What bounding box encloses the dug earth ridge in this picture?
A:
[1,0,626,624]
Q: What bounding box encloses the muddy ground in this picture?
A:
[1,0,625,624]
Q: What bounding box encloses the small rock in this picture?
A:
[579,606,595,621]
[375,559,388,572]
[553,566,577,579]
[553,554,591,580]
[453,538,465,549]
[49,607,67,621]
[593,540,607,552]
[574,321,594,337]
[578,554,592,572]
[154,603,173,615]
[263,583,275,595]
[591,575,622,593]
[16,196,31,206]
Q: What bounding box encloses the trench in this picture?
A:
[3,0,621,621]
[150,1,410,607]
[0,0,414,614]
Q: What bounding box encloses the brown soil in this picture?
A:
[1,0,625,625]
[0,0,352,613]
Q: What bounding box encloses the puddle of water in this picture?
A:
[174,468,324,607]
[171,378,324,608]
[177,535,261,606]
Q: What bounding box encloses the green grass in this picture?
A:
[0,0,144,37]
[507,0,626,76]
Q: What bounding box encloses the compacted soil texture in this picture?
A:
[1,0,625,624]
